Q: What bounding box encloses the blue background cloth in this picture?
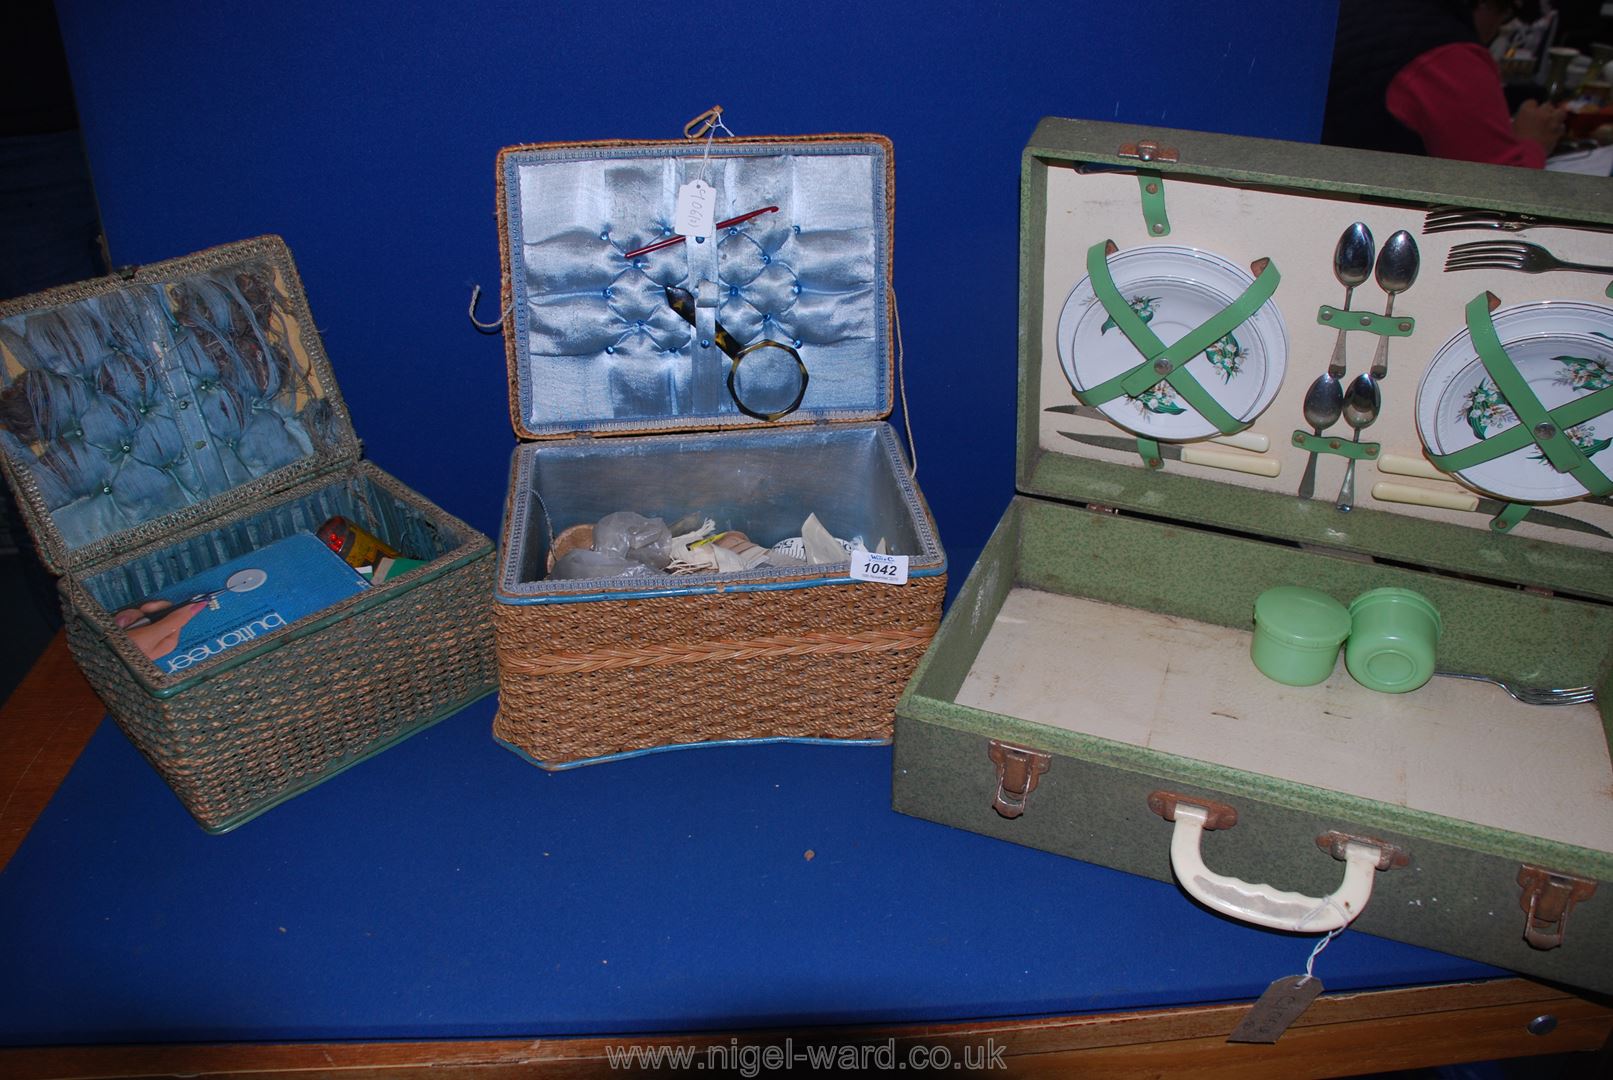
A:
[50,0,1338,577]
[0,699,1499,1045]
[5,1,1498,1047]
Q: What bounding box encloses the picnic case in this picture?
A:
[490,132,946,768]
[0,236,499,832]
[892,118,1613,991]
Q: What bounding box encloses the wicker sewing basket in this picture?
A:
[0,236,498,832]
[490,133,946,767]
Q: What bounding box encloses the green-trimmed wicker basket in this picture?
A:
[0,236,497,832]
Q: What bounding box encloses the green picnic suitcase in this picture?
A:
[893,117,1613,992]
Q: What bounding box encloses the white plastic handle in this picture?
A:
[1168,805,1383,932]
[1371,481,1481,513]
[1180,446,1282,478]
[1210,429,1270,454]
[1376,453,1452,482]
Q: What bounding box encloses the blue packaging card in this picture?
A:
[128,532,370,674]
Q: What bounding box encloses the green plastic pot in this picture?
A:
[1346,587,1443,693]
[1251,586,1352,686]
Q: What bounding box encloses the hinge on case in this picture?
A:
[1517,864,1596,950]
[1118,140,1180,164]
[987,740,1050,819]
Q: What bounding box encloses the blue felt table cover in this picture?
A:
[0,696,1502,1046]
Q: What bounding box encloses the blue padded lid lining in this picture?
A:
[0,251,349,561]
[502,139,892,437]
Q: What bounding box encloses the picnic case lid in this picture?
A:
[0,235,359,577]
[1017,117,1613,604]
[495,132,896,441]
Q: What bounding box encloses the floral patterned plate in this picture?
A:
[1056,246,1288,440]
[1415,301,1613,503]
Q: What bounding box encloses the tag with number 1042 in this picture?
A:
[850,551,909,586]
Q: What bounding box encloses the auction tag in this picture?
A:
[1227,975,1323,1044]
[849,551,909,585]
[674,179,716,242]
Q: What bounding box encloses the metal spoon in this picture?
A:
[1297,371,1345,499]
[1369,230,1419,380]
[1328,223,1374,377]
[1335,373,1381,512]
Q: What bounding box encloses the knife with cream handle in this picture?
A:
[1058,431,1282,477]
[1371,482,1612,537]
[1377,456,1613,506]
[1376,454,1451,482]
[1044,404,1269,453]
[1210,430,1271,454]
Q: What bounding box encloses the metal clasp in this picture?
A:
[1517,864,1596,950]
[987,741,1051,819]
[1118,140,1181,164]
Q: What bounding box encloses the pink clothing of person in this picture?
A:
[1385,42,1546,168]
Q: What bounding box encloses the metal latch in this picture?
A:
[987,741,1051,819]
[1517,864,1596,950]
[1118,140,1180,164]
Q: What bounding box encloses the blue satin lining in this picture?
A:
[505,143,888,433]
[0,259,341,553]
[81,472,462,613]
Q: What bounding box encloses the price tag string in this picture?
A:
[1301,925,1345,985]
[1296,895,1351,986]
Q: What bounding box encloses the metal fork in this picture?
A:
[1423,206,1613,235]
[1443,240,1613,276]
[1433,670,1597,706]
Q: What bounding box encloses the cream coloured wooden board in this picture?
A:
[955,587,1613,854]
[1035,166,1613,551]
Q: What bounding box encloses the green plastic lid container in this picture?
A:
[1346,587,1443,693]
[1251,586,1352,686]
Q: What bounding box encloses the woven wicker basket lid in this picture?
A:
[495,134,898,442]
[0,235,358,575]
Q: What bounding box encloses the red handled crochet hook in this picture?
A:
[622,206,780,259]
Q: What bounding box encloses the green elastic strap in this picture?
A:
[1490,502,1533,533]
[1076,240,1279,436]
[1430,388,1613,469]
[1135,436,1163,469]
[1137,172,1170,238]
[1315,306,1415,337]
[1425,295,1613,497]
[1291,429,1381,461]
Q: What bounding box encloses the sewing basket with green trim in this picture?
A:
[0,236,497,833]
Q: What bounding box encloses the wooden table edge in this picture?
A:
[2,635,1609,1078]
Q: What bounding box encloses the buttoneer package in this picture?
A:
[129,532,369,675]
